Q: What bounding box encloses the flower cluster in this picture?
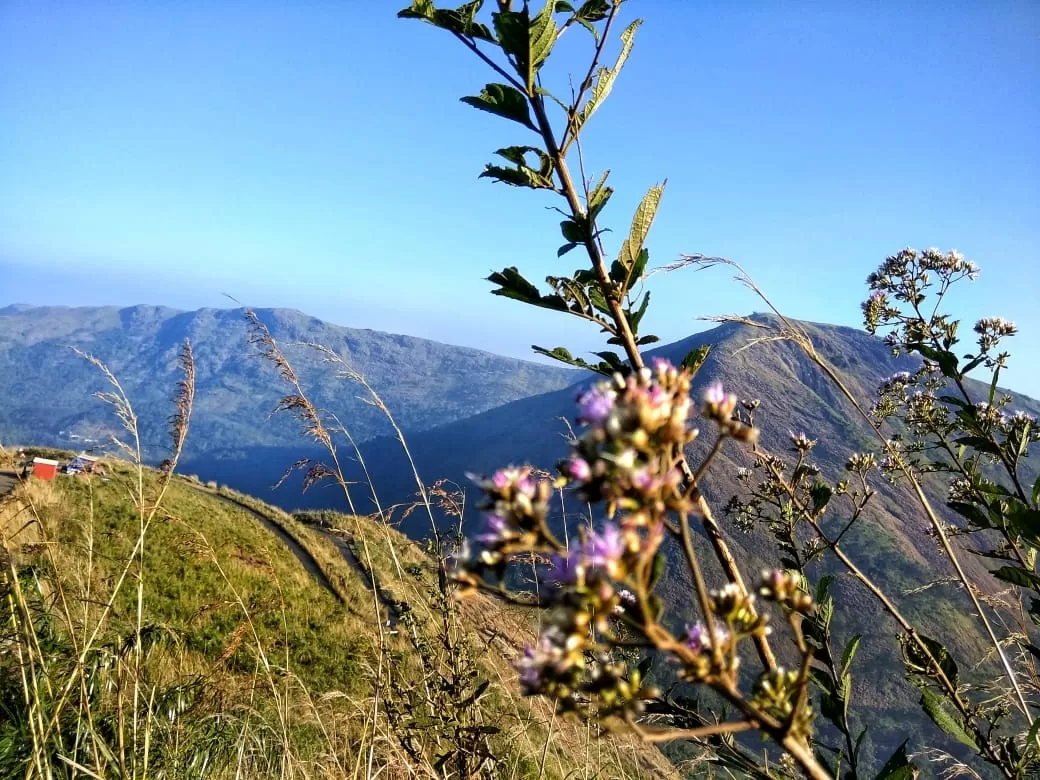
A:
[564,360,695,514]
[758,569,814,614]
[974,317,1016,356]
[703,381,759,443]
[466,466,552,563]
[752,668,813,737]
[862,248,978,355]
[678,620,736,681]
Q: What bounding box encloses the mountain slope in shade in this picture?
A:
[181,316,1040,765]
[0,304,579,458]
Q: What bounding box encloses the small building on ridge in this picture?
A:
[32,458,59,481]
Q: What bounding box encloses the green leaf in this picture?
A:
[479,163,553,189]
[810,481,833,515]
[460,83,536,130]
[680,345,711,376]
[1033,474,1040,508]
[559,219,584,243]
[531,345,605,373]
[528,1,558,76]
[854,727,869,768]
[554,1,574,12]
[575,0,609,22]
[487,266,541,304]
[557,242,578,257]
[628,291,650,333]
[903,634,959,688]
[875,740,917,780]
[946,500,991,529]
[952,434,1000,455]
[398,0,436,21]
[989,363,1001,405]
[571,19,640,136]
[491,4,557,91]
[841,634,862,673]
[593,350,626,373]
[636,335,659,345]
[1006,502,1040,547]
[587,169,613,220]
[492,9,527,61]
[918,687,978,748]
[430,3,495,40]
[617,183,664,290]
[993,565,1040,592]
[649,551,667,588]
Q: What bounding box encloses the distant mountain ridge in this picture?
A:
[0,304,580,458]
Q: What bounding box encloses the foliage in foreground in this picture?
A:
[398,2,1040,779]
[0,372,675,778]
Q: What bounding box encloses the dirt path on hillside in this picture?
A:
[324,532,403,627]
[195,487,340,599]
[193,487,401,626]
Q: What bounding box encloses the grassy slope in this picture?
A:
[0,448,677,779]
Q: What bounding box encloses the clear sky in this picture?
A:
[2,2,1039,395]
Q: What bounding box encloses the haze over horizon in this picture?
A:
[3,2,1038,394]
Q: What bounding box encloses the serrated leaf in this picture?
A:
[487,266,541,303]
[680,345,711,375]
[461,83,536,130]
[841,634,862,673]
[876,740,917,780]
[588,169,613,220]
[918,687,978,748]
[617,183,664,289]
[479,163,553,189]
[571,19,640,137]
[536,347,607,374]
[815,574,836,604]
[529,1,558,75]
[492,9,527,60]
[398,0,436,21]
[993,565,1040,592]
[576,0,609,21]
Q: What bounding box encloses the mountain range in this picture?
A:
[3,303,1039,764]
[0,304,578,458]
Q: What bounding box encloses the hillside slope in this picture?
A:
[0,449,677,779]
[0,304,579,459]
[180,316,1040,766]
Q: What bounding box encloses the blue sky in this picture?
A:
[2,2,1039,395]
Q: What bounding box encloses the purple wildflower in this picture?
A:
[476,513,510,545]
[584,523,627,575]
[684,621,729,654]
[567,457,592,482]
[548,550,581,585]
[703,381,726,406]
[576,385,615,425]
